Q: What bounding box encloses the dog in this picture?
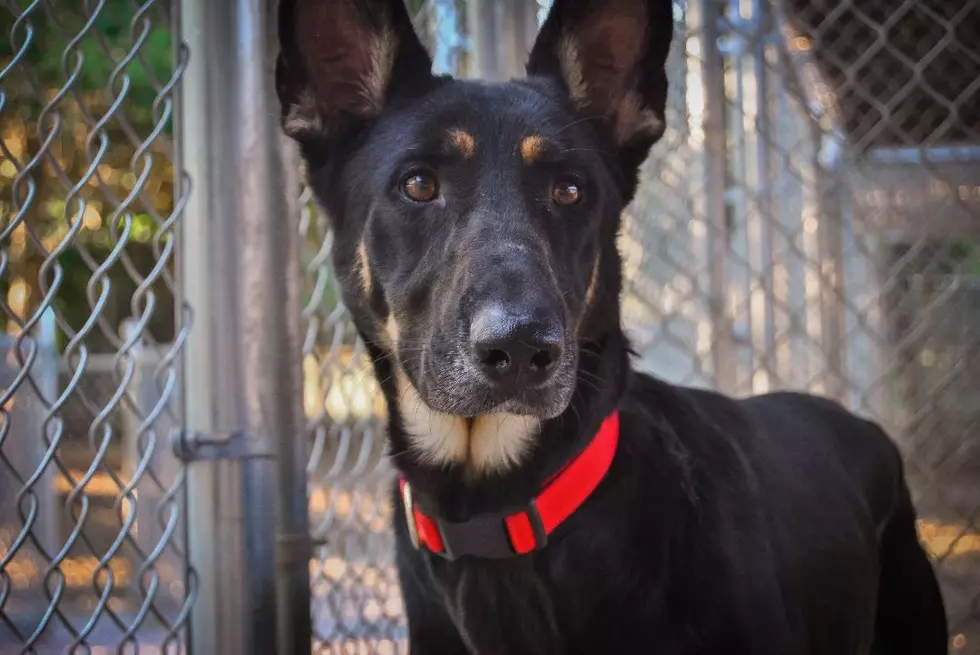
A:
[275,0,949,652]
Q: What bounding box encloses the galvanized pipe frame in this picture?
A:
[466,0,540,82]
[699,0,735,394]
[178,0,310,654]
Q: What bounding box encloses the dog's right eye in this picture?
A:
[552,179,582,206]
[401,171,439,202]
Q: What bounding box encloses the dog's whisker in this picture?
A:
[555,147,616,157]
[553,113,603,135]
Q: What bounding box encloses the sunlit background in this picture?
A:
[1,0,978,653]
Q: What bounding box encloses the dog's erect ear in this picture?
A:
[527,0,673,149]
[276,0,433,139]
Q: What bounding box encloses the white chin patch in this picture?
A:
[394,369,540,475]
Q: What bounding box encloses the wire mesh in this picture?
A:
[300,0,980,652]
[633,0,979,646]
[0,1,192,652]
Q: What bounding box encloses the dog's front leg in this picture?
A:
[393,497,472,654]
[395,552,471,654]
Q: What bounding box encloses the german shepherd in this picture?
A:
[275,0,949,652]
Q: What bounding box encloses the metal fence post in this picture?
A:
[178,1,310,654]
[699,0,735,394]
[467,0,540,80]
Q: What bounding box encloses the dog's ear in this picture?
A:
[276,0,434,140]
[527,0,673,154]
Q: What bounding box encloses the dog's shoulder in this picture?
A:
[648,378,902,472]
[623,373,905,529]
[740,391,906,527]
[736,391,902,473]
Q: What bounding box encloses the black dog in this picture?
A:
[276,0,949,652]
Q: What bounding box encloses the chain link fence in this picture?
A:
[301,0,980,652]
[0,1,191,652]
[2,0,978,653]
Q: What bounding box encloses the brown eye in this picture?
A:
[552,180,582,206]
[402,171,439,202]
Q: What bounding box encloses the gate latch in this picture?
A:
[171,428,276,462]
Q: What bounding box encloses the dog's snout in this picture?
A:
[470,305,564,389]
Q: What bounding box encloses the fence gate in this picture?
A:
[0,0,314,652]
[2,0,979,654]
[1,0,193,653]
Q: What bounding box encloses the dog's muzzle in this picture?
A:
[468,302,565,392]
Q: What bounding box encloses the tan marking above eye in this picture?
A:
[552,180,582,205]
[521,135,545,164]
[385,315,399,350]
[446,128,476,158]
[356,240,372,296]
[584,253,601,307]
[403,171,439,202]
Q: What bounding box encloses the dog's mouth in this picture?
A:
[398,342,578,420]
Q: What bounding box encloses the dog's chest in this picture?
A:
[431,559,564,654]
[429,550,679,655]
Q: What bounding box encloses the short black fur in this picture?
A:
[276,0,949,652]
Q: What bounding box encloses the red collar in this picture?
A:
[399,411,620,560]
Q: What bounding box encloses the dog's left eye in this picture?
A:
[402,171,439,202]
[552,180,582,206]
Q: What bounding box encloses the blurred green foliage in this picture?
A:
[1,1,346,350]
[0,1,173,109]
[1,1,177,351]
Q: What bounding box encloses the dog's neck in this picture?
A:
[379,328,632,523]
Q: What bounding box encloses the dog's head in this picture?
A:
[278,0,672,474]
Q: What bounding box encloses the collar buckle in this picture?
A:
[525,499,548,550]
[401,480,421,550]
[435,500,547,561]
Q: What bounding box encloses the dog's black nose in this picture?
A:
[470,306,564,388]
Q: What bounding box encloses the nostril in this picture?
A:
[481,348,511,371]
[529,348,557,371]
[470,305,565,385]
